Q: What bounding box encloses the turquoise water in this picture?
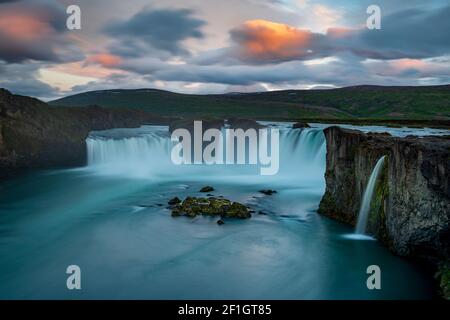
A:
[0,125,437,299]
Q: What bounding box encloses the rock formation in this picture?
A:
[171,196,251,219]
[0,89,169,179]
[319,126,450,264]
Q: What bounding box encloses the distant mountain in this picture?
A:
[49,85,450,120]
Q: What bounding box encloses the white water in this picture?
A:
[0,124,438,299]
[355,156,386,235]
[86,125,326,184]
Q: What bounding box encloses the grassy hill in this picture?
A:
[49,85,450,120]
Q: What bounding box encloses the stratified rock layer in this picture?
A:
[318,126,450,263]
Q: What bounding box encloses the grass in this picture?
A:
[49,85,450,122]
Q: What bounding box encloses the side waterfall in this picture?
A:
[355,155,386,235]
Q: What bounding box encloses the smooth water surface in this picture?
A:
[0,124,440,299]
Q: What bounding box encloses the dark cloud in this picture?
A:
[355,5,450,59]
[150,58,338,85]
[104,8,206,57]
[0,0,83,63]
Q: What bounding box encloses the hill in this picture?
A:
[49,85,450,120]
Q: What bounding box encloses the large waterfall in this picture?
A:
[355,156,386,235]
[86,124,326,183]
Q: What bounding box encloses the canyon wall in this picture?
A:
[319,126,450,264]
[0,89,169,179]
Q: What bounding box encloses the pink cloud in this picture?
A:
[0,13,53,41]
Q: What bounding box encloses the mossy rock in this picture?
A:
[436,263,450,300]
[171,196,250,219]
[168,197,181,205]
[200,186,214,192]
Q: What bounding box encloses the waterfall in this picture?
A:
[355,156,386,235]
[85,124,327,183]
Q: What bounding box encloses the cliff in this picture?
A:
[318,126,450,264]
[0,89,169,178]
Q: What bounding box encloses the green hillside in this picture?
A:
[49,85,450,120]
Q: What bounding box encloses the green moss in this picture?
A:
[367,155,390,243]
[171,197,250,219]
[435,262,450,300]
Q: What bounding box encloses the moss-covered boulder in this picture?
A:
[171,196,251,219]
[168,197,181,205]
[200,186,214,192]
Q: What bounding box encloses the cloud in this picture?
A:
[355,6,450,59]
[86,53,123,68]
[4,0,448,98]
[86,4,450,92]
[151,58,338,85]
[104,8,206,57]
[226,5,450,64]
[0,0,83,63]
[230,19,318,62]
[364,58,450,77]
[0,62,58,98]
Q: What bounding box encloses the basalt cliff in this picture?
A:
[0,89,168,179]
[318,126,450,296]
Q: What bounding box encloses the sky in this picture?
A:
[0,0,449,100]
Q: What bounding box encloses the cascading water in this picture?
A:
[0,123,437,299]
[86,126,172,178]
[85,124,327,184]
[355,155,386,235]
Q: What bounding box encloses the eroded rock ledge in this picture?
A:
[318,126,450,264]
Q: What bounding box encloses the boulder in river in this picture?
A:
[171,196,251,219]
[259,189,277,195]
[168,197,182,205]
[200,186,214,192]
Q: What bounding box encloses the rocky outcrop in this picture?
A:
[0,89,169,178]
[170,196,251,219]
[318,126,450,264]
[227,117,265,130]
[169,118,224,134]
[293,122,311,129]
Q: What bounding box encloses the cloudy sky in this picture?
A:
[0,0,449,100]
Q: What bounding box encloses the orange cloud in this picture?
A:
[232,20,314,61]
[87,53,123,67]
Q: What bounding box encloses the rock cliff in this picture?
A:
[0,89,169,178]
[318,126,450,264]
